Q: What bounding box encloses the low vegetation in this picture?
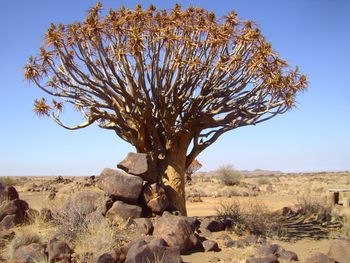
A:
[217,165,242,186]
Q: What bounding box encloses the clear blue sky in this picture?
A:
[0,0,349,175]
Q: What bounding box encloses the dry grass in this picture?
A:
[74,218,120,261]
[0,176,18,186]
[216,198,284,237]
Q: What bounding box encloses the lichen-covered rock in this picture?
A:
[305,253,335,263]
[328,240,350,263]
[47,238,74,262]
[202,240,220,252]
[98,168,143,203]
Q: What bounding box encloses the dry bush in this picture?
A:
[296,195,333,221]
[51,192,105,242]
[217,165,242,186]
[74,218,119,261]
[5,228,43,261]
[216,199,283,237]
[257,177,270,185]
[0,176,17,186]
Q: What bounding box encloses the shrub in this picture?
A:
[297,195,333,221]
[0,176,17,186]
[216,199,283,236]
[74,218,119,261]
[51,191,105,242]
[257,177,270,185]
[217,165,242,186]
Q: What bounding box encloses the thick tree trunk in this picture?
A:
[162,159,187,216]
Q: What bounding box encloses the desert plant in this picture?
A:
[296,195,333,221]
[74,218,119,261]
[0,176,17,186]
[51,194,105,242]
[257,177,270,185]
[25,3,307,216]
[217,165,242,186]
[6,228,43,261]
[216,199,283,236]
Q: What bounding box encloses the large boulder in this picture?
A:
[328,240,350,263]
[12,243,46,263]
[47,238,73,262]
[142,183,169,214]
[0,214,16,230]
[200,218,225,232]
[153,211,201,254]
[98,168,143,203]
[133,218,154,235]
[305,253,335,263]
[0,185,19,201]
[125,238,182,263]
[0,199,29,224]
[106,201,142,222]
[117,152,157,182]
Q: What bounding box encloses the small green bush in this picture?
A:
[217,165,241,186]
[257,177,270,185]
[0,176,17,186]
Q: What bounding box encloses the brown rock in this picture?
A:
[97,253,116,263]
[106,201,142,221]
[98,168,143,203]
[0,199,29,223]
[245,255,279,263]
[305,253,335,263]
[142,183,169,214]
[328,240,350,263]
[12,243,46,263]
[202,240,220,252]
[133,218,154,235]
[125,238,182,263]
[117,152,156,182]
[200,218,225,232]
[153,211,201,253]
[0,214,16,229]
[47,238,73,262]
[5,186,19,200]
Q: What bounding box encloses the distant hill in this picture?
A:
[240,169,284,176]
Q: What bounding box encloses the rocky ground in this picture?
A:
[1,156,350,262]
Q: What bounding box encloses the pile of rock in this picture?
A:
[98,152,170,222]
[0,183,29,230]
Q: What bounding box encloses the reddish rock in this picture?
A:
[328,240,350,263]
[0,214,16,229]
[153,211,201,253]
[305,253,335,263]
[12,243,46,263]
[0,199,29,223]
[106,201,142,221]
[142,183,169,214]
[200,218,225,232]
[125,238,182,263]
[47,238,73,262]
[97,253,116,263]
[117,152,156,182]
[98,168,143,203]
[245,255,279,263]
[202,240,220,252]
[133,218,154,235]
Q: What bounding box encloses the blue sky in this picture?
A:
[0,0,349,175]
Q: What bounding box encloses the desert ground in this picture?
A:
[1,170,350,262]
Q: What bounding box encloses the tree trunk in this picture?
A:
[162,159,187,216]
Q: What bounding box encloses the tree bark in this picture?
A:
[162,158,187,216]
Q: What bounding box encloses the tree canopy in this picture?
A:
[25,3,307,168]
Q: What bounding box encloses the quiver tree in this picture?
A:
[25,3,307,215]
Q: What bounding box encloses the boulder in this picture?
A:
[47,238,73,262]
[0,199,29,223]
[305,253,335,263]
[153,211,201,253]
[106,201,142,221]
[245,255,279,263]
[0,229,15,247]
[133,218,154,235]
[117,152,157,182]
[142,183,169,214]
[200,218,225,232]
[328,240,350,263]
[125,238,182,263]
[12,243,46,263]
[202,240,220,252]
[97,253,116,263]
[256,244,297,261]
[0,214,16,229]
[98,168,143,203]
